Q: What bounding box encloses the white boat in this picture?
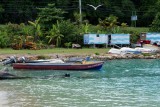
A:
[108,48,121,54]
[134,47,152,53]
[108,47,141,55]
[120,47,141,54]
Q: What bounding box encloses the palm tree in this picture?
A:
[46,21,64,47]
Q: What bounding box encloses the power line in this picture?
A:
[2,4,157,13]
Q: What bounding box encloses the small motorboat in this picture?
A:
[2,56,104,70]
[12,61,104,70]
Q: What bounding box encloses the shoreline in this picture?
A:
[1,53,160,61]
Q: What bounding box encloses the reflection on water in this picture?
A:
[0,59,160,107]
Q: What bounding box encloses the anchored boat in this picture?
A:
[12,61,104,70]
[2,56,104,70]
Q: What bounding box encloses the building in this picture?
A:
[83,33,130,47]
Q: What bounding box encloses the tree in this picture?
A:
[37,3,65,29]
[58,20,79,44]
[138,0,158,26]
[0,5,4,13]
[98,15,119,33]
[46,21,64,47]
[28,18,42,42]
[20,23,34,36]
[1,0,35,23]
[0,27,10,48]
[150,12,160,32]
[0,4,4,23]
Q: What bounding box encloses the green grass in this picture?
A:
[0,48,110,55]
[121,27,149,33]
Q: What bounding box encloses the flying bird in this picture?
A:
[87,4,103,10]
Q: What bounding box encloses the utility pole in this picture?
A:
[79,0,82,24]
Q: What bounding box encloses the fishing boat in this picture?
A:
[2,56,104,70]
[12,61,104,70]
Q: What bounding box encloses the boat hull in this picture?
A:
[13,61,104,70]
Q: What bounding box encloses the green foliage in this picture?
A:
[121,27,149,33]
[64,42,72,48]
[2,23,38,49]
[121,23,128,27]
[28,18,42,41]
[142,0,159,25]
[121,27,149,43]
[11,35,23,50]
[73,11,86,25]
[73,12,81,25]
[46,21,64,47]
[0,5,4,13]
[58,20,79,44]
[81,22,90,34]
[0,28,10,48]
[36,40,48,49]
[130,32,140,43]
[20,23,34,36]
[0,4,4,22]
[98,15,129,33]
[0,0,34,23]
[37,3,65,29]
[0,0,158,27]
[95,52,100,55]
[149,12,160,32]
[112,26,121,33]
[89,25,106,34]
[5,23,24,45]
[98,15,121,33]
[5,23,34,37]
[6,23,23,35]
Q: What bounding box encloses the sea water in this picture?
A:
[0,59,160,107]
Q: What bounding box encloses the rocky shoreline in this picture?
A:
[1,53,160,61]
[92,53,160,60]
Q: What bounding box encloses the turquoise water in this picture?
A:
[0,59,160,107]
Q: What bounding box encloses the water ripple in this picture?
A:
[0,59,160,107]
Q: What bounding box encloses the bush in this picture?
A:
[121,27,149,43]
[59,20,79,45]
[150,12,160,32]
[0,26,10,48]
[64,42,72,48]
[95,52,100,55]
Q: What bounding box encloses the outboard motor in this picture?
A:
[2,56,17,65]
[17,56,26,63]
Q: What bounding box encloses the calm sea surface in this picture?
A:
[0,59,160,107]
